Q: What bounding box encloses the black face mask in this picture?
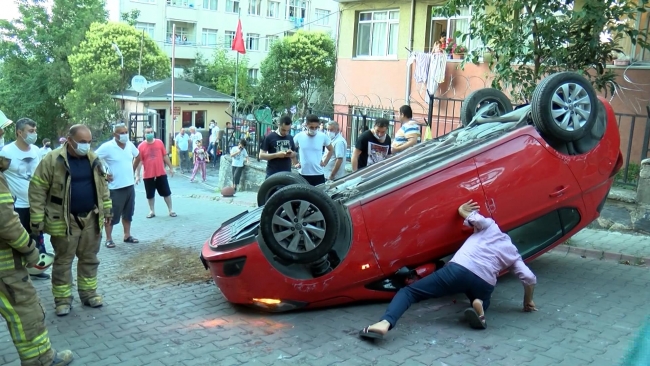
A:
[45,144,51,148]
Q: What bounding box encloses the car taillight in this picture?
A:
[611,152,624,177]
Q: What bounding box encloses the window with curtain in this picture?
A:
[634,11,650,62]
[249,0,261,15]
[246,33,260,51]
[135,22,155,40]
[226,0,239,13]
[267,0,280,18]
[224,31,235,48]
[430,6,481,52]
[202,0,217,10]
[356,10,400,57]
[201,28,218,46]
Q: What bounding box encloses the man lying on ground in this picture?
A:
[359,200,538,340]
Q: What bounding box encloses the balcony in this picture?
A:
[165,0,199,21]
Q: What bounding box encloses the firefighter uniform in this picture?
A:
[0,161,73,365]
[29,144,112,316]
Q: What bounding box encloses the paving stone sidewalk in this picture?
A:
[2,174,646,365]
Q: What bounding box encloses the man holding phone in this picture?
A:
[259,115,297,178]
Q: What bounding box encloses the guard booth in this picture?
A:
[127,112,165,147]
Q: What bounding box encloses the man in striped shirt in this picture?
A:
[391,105,421,154]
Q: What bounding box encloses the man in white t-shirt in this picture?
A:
[322,121,348,181]
[95,123,140,249]
[0,117,51,280]
[174,129,190,173]
[293,114,334,186]
[189,126,203,150]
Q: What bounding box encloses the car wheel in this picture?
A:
[531,72,598,142]
[260,185,339,264]
[460,88,513,126]
[257,172,309,206]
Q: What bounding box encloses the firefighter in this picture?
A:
[0,158,74,365]
[29,124,113,317]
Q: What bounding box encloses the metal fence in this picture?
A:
[225,98,649,188]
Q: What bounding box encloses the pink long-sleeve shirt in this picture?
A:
[450,211,537,287]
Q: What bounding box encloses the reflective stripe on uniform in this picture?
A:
[52,284,72,298]
[44,221,67,237]
[0,192,14,204]
[102,200,112,209]
[8,231,29,251]
[15,329,51,360]
[0,248,15,271]
[30,213,45,222]
[31,176,48,187]
[77,276,98,291]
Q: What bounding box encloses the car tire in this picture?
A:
[257,172,309,207]
[260,185,339,264]
[460,88,513,126]
[531,72,598,142]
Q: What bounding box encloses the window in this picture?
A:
[315,9,329,26]
[202,28,218,46]
[430,7,478,53]
[135,22,155,39]
[267,0,280,18]
[248,68,259,82]
[226,0,239,13]
[633,11,650,62]
[224,31,235,48]
[287,0,307,19]
[248,0,261,15]
[508,208,580,259]
[356,10,399,57]
[182,111,207,128]
[167,0,196,7]
[246,33,260,51]
[266,35,279,51]
[203,0,217,10]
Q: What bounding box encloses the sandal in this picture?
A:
[124,236,139,244]
[146,213,155,219]
[464,308,487,329]
[105,240,116,248]
[169,212,177,217]
[359,326,385,340]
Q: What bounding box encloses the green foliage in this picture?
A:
[182,53,216,87]
[66,22,170,126]
[121,9,141,26]
[207,49,253,104]
[436,0,650,102]
[0,0,108,140]
[260,30,336,115]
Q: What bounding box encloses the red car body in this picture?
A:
[201,96,622,312]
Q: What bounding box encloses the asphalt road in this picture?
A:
[1,176,647,366]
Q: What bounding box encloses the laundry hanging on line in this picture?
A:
[407,51,448,100]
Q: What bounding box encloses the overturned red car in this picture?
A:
[201,72,622,312]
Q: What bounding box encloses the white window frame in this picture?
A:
[226,0,240,13]
[246,33,260,51]
[166,22,196,44]
[355,10,400,58]
[248,68,259,82]
[315,9,329,26]
[201,28,219,46]
[430,6,474,53]
[202,0,217,10]
[286,0,307,20]
[224,31,236,48]
[267,0,280,18]
[631,11,650,63]
[135,22,156,40]
[265,35,279,51]
[248,0,261,15]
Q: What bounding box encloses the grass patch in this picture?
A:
[118,240,212,285]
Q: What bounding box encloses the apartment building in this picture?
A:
[115,0,340,78]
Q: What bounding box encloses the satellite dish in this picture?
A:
[131,75,148,93]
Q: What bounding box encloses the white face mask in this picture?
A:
[373,132,387,143]
[23,132,38,145]
[328,131,337,140]
[307,128,318,136]
[118,133,129,144]
[74,140,90,156]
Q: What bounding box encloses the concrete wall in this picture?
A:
[217,155,267,192]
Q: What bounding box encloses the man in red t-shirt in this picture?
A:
[134,127,177,218]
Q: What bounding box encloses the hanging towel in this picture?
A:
[427,53,448,96]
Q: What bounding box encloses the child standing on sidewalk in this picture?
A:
[230,139,249,192]
[190,139,209,182]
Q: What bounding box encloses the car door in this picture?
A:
[361,159,487,274]
[473,134,585,233]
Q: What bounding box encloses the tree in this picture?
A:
[182,53,217,87]
[260,30,336,116]
[66,22,170,127]
[121,9,141,26]
[0,0,107,140]
[208,49,253,105]
[436,0,650,101]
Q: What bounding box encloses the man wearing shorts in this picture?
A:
[135,127,177,218]
[95,123,140,248]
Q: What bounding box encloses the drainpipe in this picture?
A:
[405,0,416,104]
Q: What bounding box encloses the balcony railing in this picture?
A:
[165,35,197,45]
[166,0,198,8]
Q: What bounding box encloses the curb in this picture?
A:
[550,244,649,268]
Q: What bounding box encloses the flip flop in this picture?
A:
[464,308,487,329]
[124,236,139,244]
[359,327,385,340]
[105,240,116,248]
[146,213,155,219]
[169,212,177,217]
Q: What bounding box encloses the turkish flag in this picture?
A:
[231,20,246,54]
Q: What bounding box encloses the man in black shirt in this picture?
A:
[259,115,297,178]
[352,118,392,171]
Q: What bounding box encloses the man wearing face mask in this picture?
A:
[40,138,52,157]
[292,115,334,186]
[29,124,113,317]
[321,121,348,181]
[351,118,392,171]
[0,118,51,280]
[95,123,140,249]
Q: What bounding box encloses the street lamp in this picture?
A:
[112,42,124,69]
